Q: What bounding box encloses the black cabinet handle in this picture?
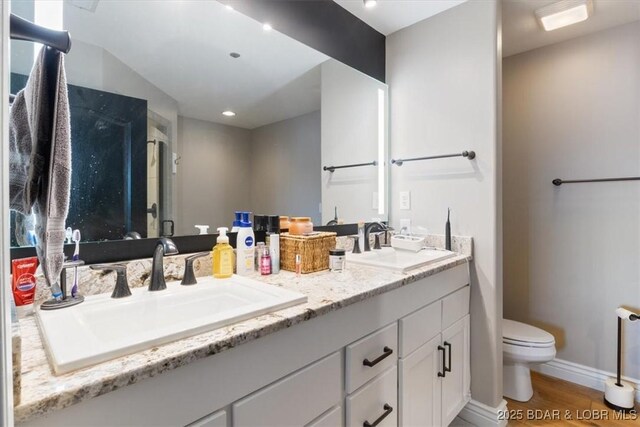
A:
[363,346,393,367]
[438,345,446,377]
[444,341,452,373]
[363,404,393,427]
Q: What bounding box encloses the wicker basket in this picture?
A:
[280,232,337,273]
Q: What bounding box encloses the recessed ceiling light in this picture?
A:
[364,0,377,9]
[262,23,272,31]
[535,0,593,32]
[225,4,234,11]
[222,111,236,117]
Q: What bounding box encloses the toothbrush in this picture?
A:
[71,229,81,298]
[65,227,73,244]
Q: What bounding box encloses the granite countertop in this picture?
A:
[15,236,472,423]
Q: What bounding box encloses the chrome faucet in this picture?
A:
[364,222,391,251]
[149,238,179,291]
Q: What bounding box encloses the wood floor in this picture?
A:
[506,372,640,426]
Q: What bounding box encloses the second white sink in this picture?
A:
[347,247,456,273]
[36,275,307,374]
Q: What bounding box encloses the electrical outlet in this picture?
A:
[372,192,378,210]
[400,191,411,210]
[400,219,411,234]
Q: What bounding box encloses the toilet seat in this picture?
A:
[503,319,555,347]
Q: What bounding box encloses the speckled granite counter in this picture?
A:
[15,236,471,423]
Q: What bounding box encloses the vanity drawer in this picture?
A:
[307,405,343,427]
[346,366,398,427]
[398,301,441,357]
[442,286,470,330]
[346,323,398,393]
[233,351,341,426]
[186,409,227,427]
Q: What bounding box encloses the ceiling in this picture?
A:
[503,0,640,57]
[63,0,328,129]
[333,0,467,35]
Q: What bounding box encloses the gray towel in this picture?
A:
[9,47,71,291]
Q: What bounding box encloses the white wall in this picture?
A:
[177,117,252,235]
[321,60,388,225]
[503,22,640,379]
[387,0,502,408]
[250,111,322,224]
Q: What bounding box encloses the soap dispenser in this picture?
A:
[236,212,255,276]
[213,227,234,279]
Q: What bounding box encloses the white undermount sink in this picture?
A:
[36,275,307,374]
[347,246,457,273]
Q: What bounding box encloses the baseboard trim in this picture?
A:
[532,358,640,402]
[458,398,508,427]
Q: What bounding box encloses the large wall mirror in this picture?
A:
[9,0,388,246]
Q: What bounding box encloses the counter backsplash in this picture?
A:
[29,234,472,306]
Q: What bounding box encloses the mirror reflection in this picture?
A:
[9,0,388,245]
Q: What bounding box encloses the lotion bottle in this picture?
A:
[236,212,255,276]
[212,227,234,279]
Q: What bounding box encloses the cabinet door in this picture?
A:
[398,335,442,427]
[441,315,470,427]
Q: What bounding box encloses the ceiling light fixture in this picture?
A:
[225,4,234,11]
[262,23,272,31]
[222,111,236,117]
[364,0,377,9]
[535,0,593,32]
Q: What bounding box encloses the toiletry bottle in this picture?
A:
[260,246,271,275]
[255,242,266,271]
[357,221,365,253]
[266,215,280,274]
[212,227,234,279]
[236,212,255,276]
[231,211,243,233]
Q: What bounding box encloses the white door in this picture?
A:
[399,335,443,427]
[441,315,470,426]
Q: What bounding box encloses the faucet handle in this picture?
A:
[182,252,210,286]
[347,235,361,254]
[372,232,386,250]
[90,264,131,298]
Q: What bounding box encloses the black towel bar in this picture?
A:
[553,177,640,186]
[391,150,475,166]
[10,13,72,54]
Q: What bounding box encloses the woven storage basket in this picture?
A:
[280,232,337,273]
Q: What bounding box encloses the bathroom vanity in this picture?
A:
[15,249,471,427]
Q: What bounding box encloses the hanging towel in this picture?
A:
[9,46,71,291]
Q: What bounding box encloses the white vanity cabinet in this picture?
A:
[398,287,471,427]
[19,264,470,427]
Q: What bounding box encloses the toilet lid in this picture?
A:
[503,319,555,345]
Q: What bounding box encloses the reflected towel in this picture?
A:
[9,47,71,289]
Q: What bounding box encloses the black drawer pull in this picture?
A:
[363,346,393,367]
[444,341,452,373]
[437,345,446,377]
[363,403,393,427]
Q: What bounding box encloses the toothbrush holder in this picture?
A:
[40,260,85,310]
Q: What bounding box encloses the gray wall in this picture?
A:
[387,0,502,407]
[503,22,640,379]
[250,111,322,224]
[177,117,252,235]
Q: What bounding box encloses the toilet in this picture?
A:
[502,319,556,402]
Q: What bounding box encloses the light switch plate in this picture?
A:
[400,191,411,210]
[372,192,378,210]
